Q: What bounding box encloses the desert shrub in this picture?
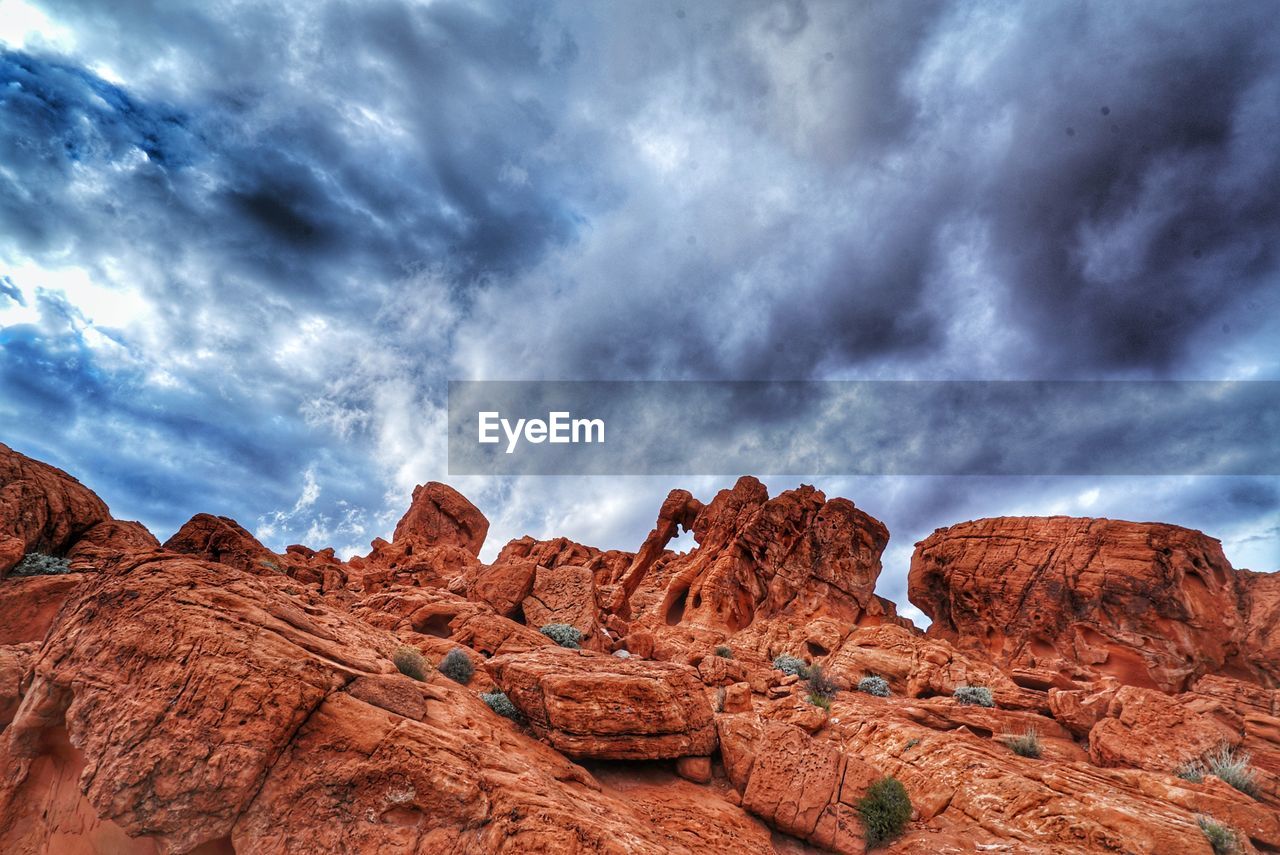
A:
[1197,816,1238,855]
[807,693,832,710]
[857,675,891,697]
[1003,728,1042,759]
[714,645,733,659]
[1205,744,1260,798]
[953,685,994,707]
[772,654,808,677]
[1176,759,1206,783]
[437,648,475,685]
[392,646,429,681]
[807,665,837,699]
[10,553,72,577]
[857,776,912,849]
[480,691,522,721]
[540,623,583,649]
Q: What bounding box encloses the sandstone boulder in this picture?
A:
[392,482,489,556]
[164,513,280,574]
[909,516,1264,692]
[489,646,716,760]
[0,443,110,578]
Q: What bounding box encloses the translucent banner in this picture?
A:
[447,380,1280,476]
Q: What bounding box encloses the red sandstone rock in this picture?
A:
[0,573,86,645]
[612,489,703,616]
[496,535,632,585]
[909,516,1267,692]
[462,559,537,618]
[739,720,878,854]
[0,642,35,728]
[1088,685,1239,772]
[164,513,280,574]
[520,563,608,649]
[392,482,489,556]
[620,477,903,685]
[0,443,110,578]
[0,554,776,854]
[65,519,159,571]
[490,646,717,760]
[3,449,1280,855]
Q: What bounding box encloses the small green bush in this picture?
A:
[480,691,522,721]
[953,685,994,707]
[10,553,72,576]
[540,623,583,649]
[1003,728,1042,759]
[392,646,429,681]
[1205,744,1259,798]
[714,645,733,659]
[857,675,891,697]
[857,776,912,849]
[437,648,475,685]
[1197,816,1238,855]
[807,693,832,710]
[772,654,808,677]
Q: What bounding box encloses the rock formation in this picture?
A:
[909,516,1274,691]
[1,442,1278,854]
[0,443,109,578]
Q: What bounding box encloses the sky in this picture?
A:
[0,0,1277,626]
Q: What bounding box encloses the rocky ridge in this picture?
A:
[0,443,1277,854]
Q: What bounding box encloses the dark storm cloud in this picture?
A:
[0,1,593,542]
[0,1,1276,577]
[456,0,1280,380]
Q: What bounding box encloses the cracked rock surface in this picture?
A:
[1,443,1278,854]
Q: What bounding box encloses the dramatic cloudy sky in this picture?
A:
[1,0,1277,624]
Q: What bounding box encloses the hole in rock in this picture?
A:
[189,837,236,855]
[665,588,689,625]
[1012,672,1056,691]
[381,806,423,828]
[806,641,828,658]
[416,613,454,638]
[1183,571,1211,599]
[1028,637,1056,659]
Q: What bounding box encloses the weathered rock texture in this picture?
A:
[491,646,717,760]
[0,443,109,578]
[0,441,1277,855]
[909,516,1275,692]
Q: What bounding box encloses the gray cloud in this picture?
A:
[0,0,1276,592]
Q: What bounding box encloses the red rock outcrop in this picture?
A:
[392,482,489,556]
[2,447,1279,855]
[909,516,1270,692]
[65,519,160,571]
[0,443,110,577]
[621,477,901,671]
[491,646,717,761]
[0,554,782,854]
[164,513,280,574]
